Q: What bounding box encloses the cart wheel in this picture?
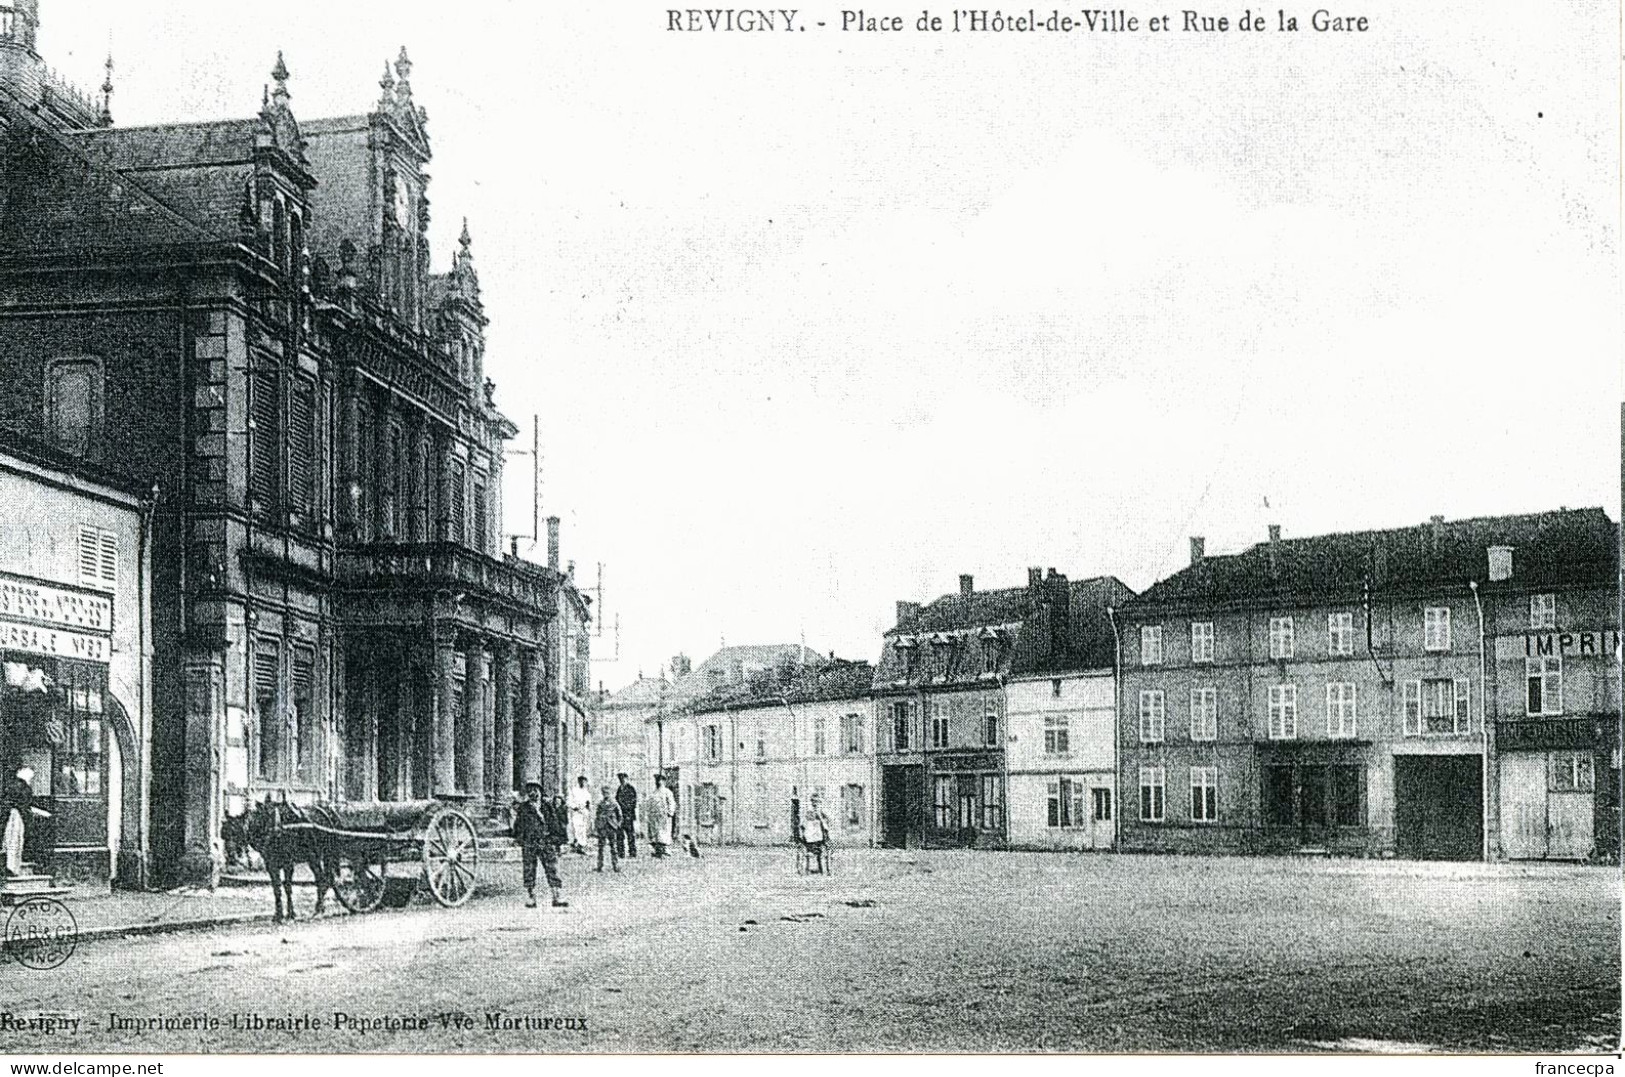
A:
[423,810,480,908]
[333,852,388,913]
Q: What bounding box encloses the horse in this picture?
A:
[227,796,338,922]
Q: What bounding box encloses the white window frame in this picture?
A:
[1325,681,1357,738]
[1190,766,1218,823]
[1268,616,1295,660]
[1408,677,1471,735]
[1529,593,1557,630]
[1043,714,1070,755]
[1424,606,1452,652]
[1189,687,1217,742]
[1525,656,1563,717]
[812,716,827,756]
[1327,612,1354,658]
[1190,621,1215,664]
[1267,684,1297,739]
[1551,751,1595,792]
[1139,690,1165,743]
[1139,766,1165,823]
[1140,625,1163,666]
[930,697,950,749]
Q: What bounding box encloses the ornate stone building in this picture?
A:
[0,4,586,884]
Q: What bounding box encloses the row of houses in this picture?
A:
[594,508,1620,862]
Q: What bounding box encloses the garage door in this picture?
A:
[1394,755,1483,861]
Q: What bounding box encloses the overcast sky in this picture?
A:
[48,1,1620,691]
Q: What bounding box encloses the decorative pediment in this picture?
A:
[374,47,431,159]
[255,51,310,171]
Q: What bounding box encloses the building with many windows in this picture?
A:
[682,657,875,847]
[873,569,1130,849]
[0,7,587,882]
[1003,577,1126,850]
[1117,515,1617,861]
[645,644,818,838]
[1479,510,1619,862]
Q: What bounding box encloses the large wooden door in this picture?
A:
[1548,792,1594,859]
[1498,753,1548,859]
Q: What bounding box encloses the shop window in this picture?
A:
[1551,752,1595,792]
[933,775,953,829]
[1331,764,1366,826]
[980,775,1003,830]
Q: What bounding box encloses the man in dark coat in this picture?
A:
[512,781,567,909]
[614,773,639,859]
[592,785,623,873]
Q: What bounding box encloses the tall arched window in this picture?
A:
[45,357,104,459]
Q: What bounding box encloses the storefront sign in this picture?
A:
[0,620,108,662]
[1494,629,1621,662]
[1496,718,1603,752]
[0,577,112,633]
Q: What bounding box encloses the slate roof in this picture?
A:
[1129,508,1618,613]
[0,87,220,256]
[874,573,1134,688]
[690,658,875,715]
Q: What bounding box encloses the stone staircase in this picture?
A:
[0,863,71,905]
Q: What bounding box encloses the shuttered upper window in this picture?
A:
[288,376,316,520]
[77,526,118,590]
[249,368,280,511]
[449,460,467,545]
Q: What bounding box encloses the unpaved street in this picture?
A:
[1,848,1617,1053]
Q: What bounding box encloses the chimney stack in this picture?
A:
[896,600,921,627]
[1488,545,1514,582]
[1268,524,1281,544]
[1430,515,1445,554]
[546,515,560,570]
[510,536,519,558]
[1027,567,1042,589]
[1190,536,1205,565]
[959,574,974,596]
[1267,524,1281,576]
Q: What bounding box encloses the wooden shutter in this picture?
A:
[249,368,280,508]
[288,377,315,517]
[77,527,101,587]
[97,529,117,588]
